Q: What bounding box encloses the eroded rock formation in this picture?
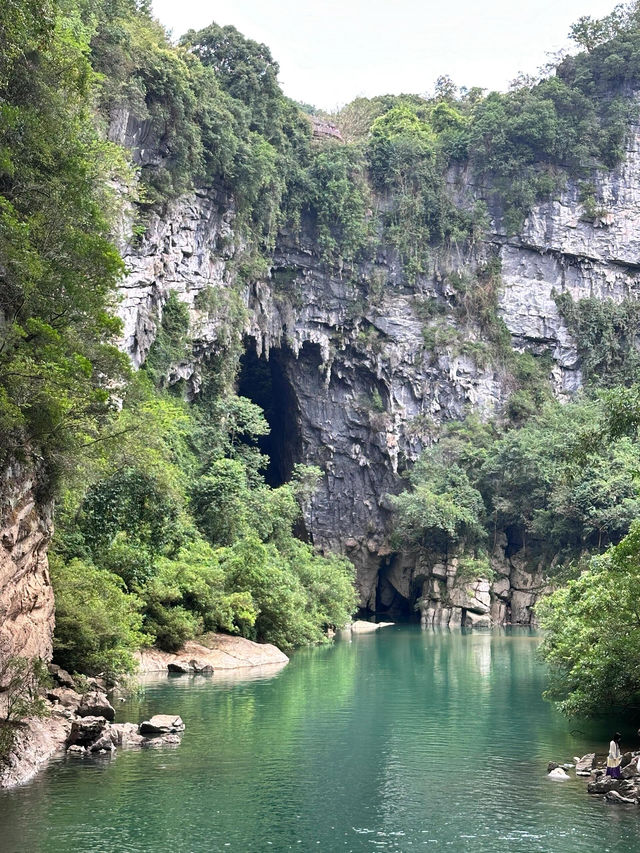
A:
[0,458,54,672]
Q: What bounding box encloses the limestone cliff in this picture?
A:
[0,458,54,669]
[115,115,640,628]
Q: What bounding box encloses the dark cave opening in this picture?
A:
[373,558,420,623]
[237,340,302,489]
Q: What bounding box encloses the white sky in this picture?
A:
[151,0,619,110]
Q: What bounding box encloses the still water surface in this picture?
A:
[0,627,637,853]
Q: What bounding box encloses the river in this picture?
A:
[0,626,636,852]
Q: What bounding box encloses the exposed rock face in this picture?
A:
[76,691,116,722]
[115,118,640,623]
[0,711,72,788]
[0,457,54,674]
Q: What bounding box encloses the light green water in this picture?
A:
[0,627,636,853]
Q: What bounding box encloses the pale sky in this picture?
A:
[152,0,619,110]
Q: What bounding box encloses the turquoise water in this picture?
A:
[0,627,637,853]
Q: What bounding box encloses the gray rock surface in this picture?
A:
[47,687,82,711]
[139,715,185,735]
[76,691,116,722]
[575,753,596,775]
[68,716,109,747]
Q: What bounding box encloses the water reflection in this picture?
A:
[0,627,637,853]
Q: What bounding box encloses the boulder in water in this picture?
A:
[167,661,192,674]
[77,691,115,722]
[68,716,109,746]
[548,767,570,780]
[139,715,185,734]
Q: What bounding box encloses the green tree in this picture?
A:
[51,556,149,678]
[537,522,640,716]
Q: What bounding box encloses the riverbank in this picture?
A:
[134,633,289,673]
[0,633,289,789]
[2,626,633,853]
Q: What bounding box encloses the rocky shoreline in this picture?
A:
[134,632,289,673]
[0,633,290,789]
[0,665,186,789]
[548,751,640,805]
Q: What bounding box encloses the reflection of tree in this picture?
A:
[0,629,631,852]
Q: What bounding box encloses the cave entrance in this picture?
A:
[374,557,420,623]
[237,341,302,488]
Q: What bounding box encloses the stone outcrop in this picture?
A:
[135,633,289,673]
[0,710,72,788]
[76,691,116,722]
[0,457,54,677]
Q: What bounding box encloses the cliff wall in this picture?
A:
[115,117,640,627]
[0,458,54,669]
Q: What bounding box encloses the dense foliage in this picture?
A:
[392,393,640,573]
[537,523,640,717]
[51,370,357,676]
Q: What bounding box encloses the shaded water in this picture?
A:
[0,627,637,852]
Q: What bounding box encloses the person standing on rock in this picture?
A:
[605,732,622,778]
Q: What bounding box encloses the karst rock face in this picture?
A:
[113,112,640,626]
[0,457,54,672]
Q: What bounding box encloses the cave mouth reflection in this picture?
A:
[237,340,302,489]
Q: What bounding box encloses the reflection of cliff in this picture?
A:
[116,117,640,623]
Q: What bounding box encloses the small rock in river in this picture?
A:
[548,767,570,780]
[139,715,185,734]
